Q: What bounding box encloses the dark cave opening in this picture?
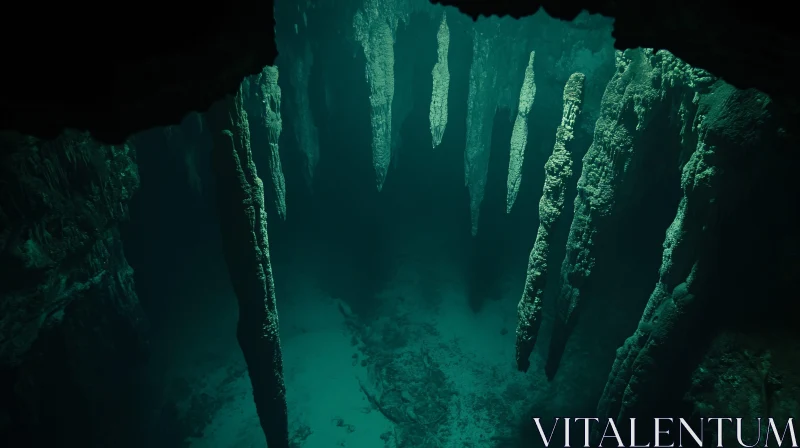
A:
[1,1,799,447]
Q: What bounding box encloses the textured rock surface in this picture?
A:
[0,132,148,445]
[206,89,289,448]
[3,0,795,145]
[354,0,405,191]
[506,51,537,213]
[391,36,417,169]
[544,49,713,379]
[429,12,450,149]
[464,24,500,236]
[431,0,797,115]
[254,66,287,220]
[593,82,775,440]
[464,17,531,236]
[684,332,800,445]
[287,43,320,189]
[515,72,584,372]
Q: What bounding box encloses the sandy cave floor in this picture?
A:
[151,247,599,448]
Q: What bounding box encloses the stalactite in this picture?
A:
[391,37,416,169]
[506,51,537,213]
[288,43,319,190]
[206,87,289,448]
[592,83,773,443]
[544,49,714,379]
[354,0,398,192]
[255,66,287,220]
[429,11,450,148]
[464,27,498,236]
[515,72,585,372]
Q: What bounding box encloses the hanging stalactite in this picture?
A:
[354,0,399,192]
[288,43,320,191]
[514,72,585,372]
[464,26,499,236]
[544,49,714,379]
[429,11,450,149]
[205,86,289,448]
[506,51,537,214]
[255,65,287,220]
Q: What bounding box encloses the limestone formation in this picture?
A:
[506,51,537,213]
[354,0,401,191]
[429,12,450,148]
[255,65,287,220]
[515,72,585,372]
[0,131,147,444]
[206,87,289,448]
[593,83,773,442]
[463,17,530,236]
[544,49,713,379]
[288,43,319,190]
[391,37,416,169]
[464,27,499,236]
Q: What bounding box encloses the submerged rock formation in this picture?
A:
[354,0,402,191]
[429,11,450,148]
[288,43,320,190]
[544,49,712,379]
[464,17,531,235]
[0,132,148,445]
[506,51,537,213]
[205,88,289,448]
[515,72,585,372]
[391,36,416,169]
[254,66,287,220]
[593,83,774,439]
[464,26,499,236]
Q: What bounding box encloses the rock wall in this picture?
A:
[593,82,783,441]
[544,49,712,378]
[0,132,148,446]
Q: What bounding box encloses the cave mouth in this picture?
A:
[121,6,660,446]
[2,1,798,447]
[119,3,680,446]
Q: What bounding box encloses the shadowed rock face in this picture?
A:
[0,0,795,144]
[206,90,289,448]
[0,132,149,446]
[592,81,788,442]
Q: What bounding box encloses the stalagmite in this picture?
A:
[544,49,713,379]
[464,28,498,236]
[354,0,397,191]
[255,66,287,220]
[206,87,289,448]
[506,51,537,213]
[592,83,772,442]
[288,43,319,190]
[429,12,450,148]
[515,72,585,372]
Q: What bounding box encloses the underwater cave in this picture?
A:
[1,0,799,447]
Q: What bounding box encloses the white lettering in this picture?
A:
[533,418,559,447]
[707,418,732,447]
[655,418,674,447]
[766,418,798,447]
[565,416,571,447]
[575,418,600,448]
[735,418,761,447]
[600,419,624,447]
[678,418,702,447]
[631,418,651,448]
